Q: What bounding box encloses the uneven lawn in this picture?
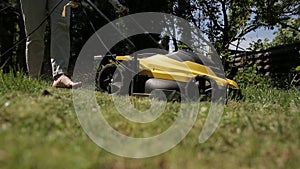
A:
[0,72,300,169]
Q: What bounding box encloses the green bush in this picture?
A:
[233,65,275,89]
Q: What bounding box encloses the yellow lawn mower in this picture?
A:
[95,50,241,102]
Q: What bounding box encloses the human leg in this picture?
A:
[20,0,47,78]
[48,0,81,88]
[48,0,71,78]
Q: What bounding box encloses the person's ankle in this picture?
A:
[54,73,67,80]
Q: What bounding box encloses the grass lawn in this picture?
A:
[0,71,299,169]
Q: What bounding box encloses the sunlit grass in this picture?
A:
[0,71,299,169]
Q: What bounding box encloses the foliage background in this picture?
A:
[1,0,299,73]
